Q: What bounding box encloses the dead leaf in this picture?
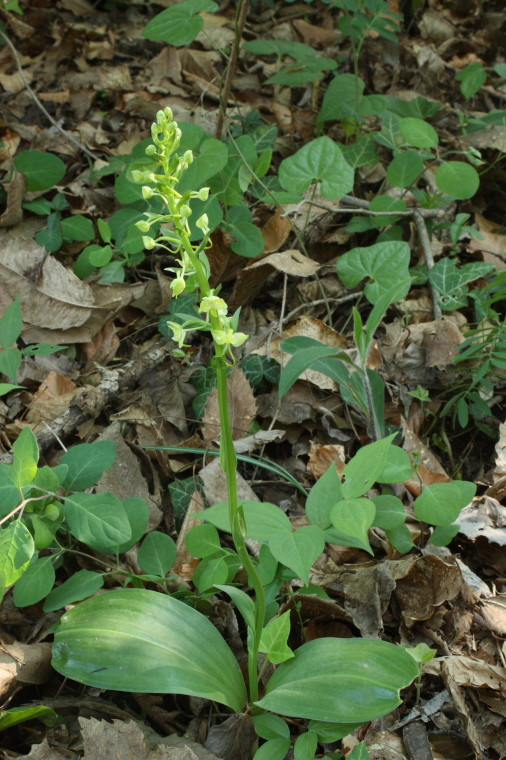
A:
[261,210,292,254]
[0,642,53,699]
[468,214,506,269]
[458,497,506,545]
[307,442,345,479]
[202,367,256,446]
[231,249,320,308]
[205,713,256,760]
[391,553,463,626]
[0,169,25,227]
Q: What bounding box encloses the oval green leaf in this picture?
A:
[14,150,66,192]
[400,118,438,148]
[52,588,247,711]
[413,481,476,526]
[435,161,480,199]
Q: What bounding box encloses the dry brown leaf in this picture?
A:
[468,213,506,269]
[391,554,463,626]
[81,319,120,367]
[0,168,25,227]
[494,420,506,481]
[94,422,162,530]
[261,210,292,254]
[0,641,53,699]
[458,497,506,546]
[0,233,94,337]
[231,249,320,308]
[202,367,256,446]
[479,597,506,635]
[307,442,345,479]
[292,19,339,47]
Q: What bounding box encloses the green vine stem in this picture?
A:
[134,107,267,707]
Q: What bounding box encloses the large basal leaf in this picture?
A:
[52,588,247,712]
[278,136,354,200]
[202,500,291,544]
[256,638,419,723]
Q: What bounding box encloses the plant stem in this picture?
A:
[215,361,266,705]
[215,0,250,139]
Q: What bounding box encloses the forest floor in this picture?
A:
[0,0,505,759]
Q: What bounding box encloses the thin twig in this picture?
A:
[215,0,250,139]
[301,198,444,218]
[282,293,361,324]
[413,208,442,319]
[0,29,99,162]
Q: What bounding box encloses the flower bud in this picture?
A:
[197,187,210,201]
[179,205,192,218]
[163,106,173,122]
[145,144,157,156]
[142,186,154,200]
[196,213,209,231]
[135,220,150,233]
[131,170,144,183]
[143,236,156,250]
[183,150,193,164]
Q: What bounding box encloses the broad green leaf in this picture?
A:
[252,738,291,760]
[413,481,476,526]
[64,492,132,551]
[267,57,336,86]
[89,245,113,267]
[137,531,176,575]
[142,0,218,46]
[43,569,104,612]
[0,705,58,732]
[185,523,222,558]
[256,638,419,722]
[52,588,247,711]
[399,117,438,148]
[435,161,480,199]
[385,523,415,553]
[112,497,150,554]
[259,611,294,665]
[253,714,289,741]
[456,62,487,100]
[268,525,325,583]
[60,441,116,491]
[22,342,65,357]
[371,495,406,530]
[430,524,460,546]
[349,741,371,760]
[368,194,407,227]
[11,427,39,489]
[306,464,343,528]
[336,241,411,304]
[330,498,375,553]
[32,464,62,495]
[12,556,55,607]
[318,73,365,123]
[387,150,424,188]
[192,555,229,592]
[278,345,346,397]
[341,134,379,168]
[342,435,396,499]
[0,521,34,588]
[243,39,320,59]
[202,500,292,544]
[377,446,413,483]
[294,731,318,760]
[0,464,21,515]
[0,298,22,348]
[0,383,24,397]
[14,151,66,192]
[178,138,228,193]
[31,510,61,550]
[278,137,354,200]
[60,215,94,242]
[228,220,265,258]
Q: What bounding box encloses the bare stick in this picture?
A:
[413,208,442,319]
[215,0,250,139]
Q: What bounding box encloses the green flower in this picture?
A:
[211,327,248,348]
[200,295,228,319]
[167,321,187,348]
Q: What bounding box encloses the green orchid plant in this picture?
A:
[51,108,423,759]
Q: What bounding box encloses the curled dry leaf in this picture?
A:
[307,441,346,480]
[202,367,256,446]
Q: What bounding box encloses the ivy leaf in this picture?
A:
[268,525,324,583]
[336,241,411,304]
[330,498,375,554]
[414,481,476,526]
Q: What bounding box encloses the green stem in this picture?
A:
[215,360,266,706]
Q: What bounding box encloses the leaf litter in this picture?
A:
[0,0,505,758]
